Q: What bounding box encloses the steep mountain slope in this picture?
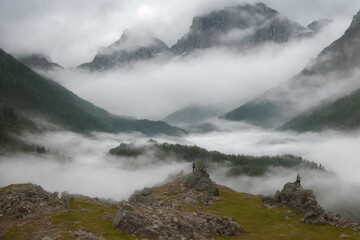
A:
[163,105,221,126]
[171,3,322,55]
[18,54,63,72]
[223,9,360,128]
[0,49,184,137]
[281,86,360,131]
[79,29,170,71]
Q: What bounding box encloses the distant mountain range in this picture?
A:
[223,9,360,132]
[163,105,222,126]
[78,29,170,71]
[18,54,63,72]
[0,49,184,144]
[78,3,330,71]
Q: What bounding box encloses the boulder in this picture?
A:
[185,162,219,197]
[112,203,159,239]
[0,184,63,218]
[264,181,360,231]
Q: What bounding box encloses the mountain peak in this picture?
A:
[18,53,63,71]
[79,29,169,71]
[348,9,360,30]
[170,2,312,54]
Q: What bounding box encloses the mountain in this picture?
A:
[18,54,63,71]
[163,105,221,126]
[223,9,360,129]
[281,86,360,131]
[0,49,184,138]
[171,3,325,55]
[79,3,329,71]
[307,18,333,33]
[79,29,170,71]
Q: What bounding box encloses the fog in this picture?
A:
[1,0,360,223]
[44,20,347,120]
[1,124,360,220]
[0,131,189,200]
[188,120,360,219]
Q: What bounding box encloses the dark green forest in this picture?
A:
[109,142,325,176]
[0,49,184,137]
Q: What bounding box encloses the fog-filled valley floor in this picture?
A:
[1,120,360,222]
[2,0,360,238]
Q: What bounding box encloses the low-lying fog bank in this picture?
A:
[1,123,360,220]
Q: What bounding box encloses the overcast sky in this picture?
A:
[1,0,360,67]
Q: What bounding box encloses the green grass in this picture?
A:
[2,185,360,239]
[1,196,137,240]
[50,197,137,240]
[209,187,360,240]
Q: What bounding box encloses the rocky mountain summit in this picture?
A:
[79,29,170,71]
[171,3,319,55]
[18,54,63,71]
[113,164,244,239]
[264,180,360,231]
[79,3,329,71]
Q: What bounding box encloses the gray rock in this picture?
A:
[113,168,244,239]
[113,203,159,239]
[171,3,312,55]
[264,181,360,231]
[185,161,220,197]
[0,184,63,218]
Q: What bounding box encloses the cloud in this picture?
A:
[0,131,189,200]
[0,0,359,67]
[40,20,347,121]
[2,126,360,221]
[187,120,360,220]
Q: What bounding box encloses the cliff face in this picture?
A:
[171,3,317,55]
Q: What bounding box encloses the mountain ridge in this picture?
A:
[222,9,360,129]
[0,48,184,138]
[78,2,329,71]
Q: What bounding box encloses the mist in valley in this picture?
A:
[1,0,360,226]
[1,123,360,220]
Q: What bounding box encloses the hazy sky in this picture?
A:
[1,0,360,67]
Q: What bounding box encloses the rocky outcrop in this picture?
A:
[0,184,63,219]
[264,181,360,231]
[113,167,244,239]
[171,3,319,55]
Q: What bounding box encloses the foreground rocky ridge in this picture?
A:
[1,169,360,239]
[113,165,244,239]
